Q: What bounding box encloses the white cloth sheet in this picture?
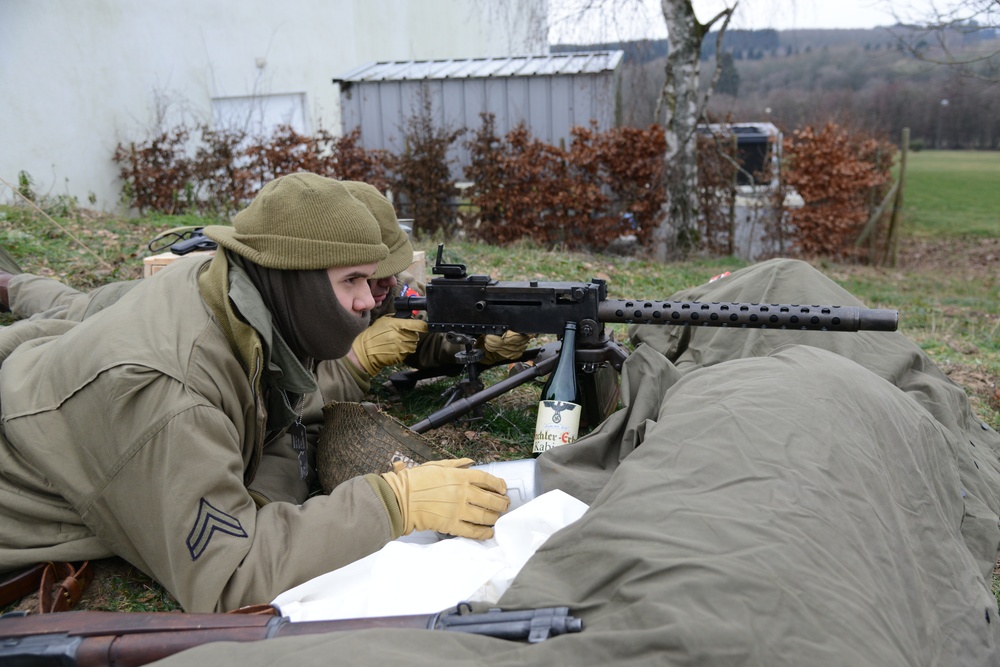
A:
[272,490,588,621]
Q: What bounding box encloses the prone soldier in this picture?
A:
[0,173,511,612]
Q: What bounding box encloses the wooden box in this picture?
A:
[142,251,215,278]
[407,250,426,285]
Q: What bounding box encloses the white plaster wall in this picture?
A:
[0,0,548,211]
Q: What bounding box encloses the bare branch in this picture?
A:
[697,6,736,37]
[889,0,1000,81]
[697,3,738,127]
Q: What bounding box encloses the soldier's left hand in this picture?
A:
[477,331,532,365]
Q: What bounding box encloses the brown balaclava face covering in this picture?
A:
[241,260,370,362]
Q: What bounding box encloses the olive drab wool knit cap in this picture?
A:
[342,181,413,279]
[202,173,389,270]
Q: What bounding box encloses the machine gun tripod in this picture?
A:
[394,330,628,435]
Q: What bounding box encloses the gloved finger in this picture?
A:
[456,523,493,540]
[455,523,495,540]
[503,331,531,345]
[366,315,426,336]
[462,469,508,497]
[464,486,511,516]
[478,331,532,364]
[394,318,429,335]
[494,331,530,349]
[461,507,504,532]
[421,457,475,470]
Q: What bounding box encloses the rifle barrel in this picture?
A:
[598,300,897,332]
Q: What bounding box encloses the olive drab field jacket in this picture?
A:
[3,270,371,507]
[0,255,395,611]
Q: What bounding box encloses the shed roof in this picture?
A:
[333,51,624,83]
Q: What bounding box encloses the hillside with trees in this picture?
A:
[582,26,1000,149]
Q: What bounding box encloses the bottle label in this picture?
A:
[532,400,582,455]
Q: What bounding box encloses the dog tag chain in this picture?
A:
[290,398,308,480]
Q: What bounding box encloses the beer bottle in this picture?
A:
[532,322,582,457]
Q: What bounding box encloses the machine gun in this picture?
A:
[394,245,898,433]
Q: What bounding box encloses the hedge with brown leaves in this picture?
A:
[464,116,667,250]
[783,122,895,259]
[114,116,893,260]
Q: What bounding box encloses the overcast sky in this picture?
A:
[548,0,952,43]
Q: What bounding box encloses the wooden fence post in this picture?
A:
[883,127,909,268]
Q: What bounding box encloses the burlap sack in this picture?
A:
[316,401,451,493]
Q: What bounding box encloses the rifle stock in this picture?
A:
[0,604,582,666]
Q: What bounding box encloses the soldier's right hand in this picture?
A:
[380,458,510,539]
[350,316,428,375]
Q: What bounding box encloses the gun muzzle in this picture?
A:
[856,308,898,331]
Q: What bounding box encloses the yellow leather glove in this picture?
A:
[351,317,428,375]
[478,331,532,365]
[380,458,510,539]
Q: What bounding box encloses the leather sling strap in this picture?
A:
[0,563,273,615]
[0,561,93,613]
[0,563,46,608]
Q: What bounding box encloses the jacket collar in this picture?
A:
[198,251,318,428]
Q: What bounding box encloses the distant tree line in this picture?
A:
[699,29,780,60]
[605,27,1000,149]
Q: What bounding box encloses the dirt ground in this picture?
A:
[895,235,1000,277]
[898,236,999,411]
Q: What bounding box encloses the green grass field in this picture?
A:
[901,150,1000,237]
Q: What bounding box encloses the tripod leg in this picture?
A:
[408,336,627,435]
[409,354,559,434]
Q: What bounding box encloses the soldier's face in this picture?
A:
[327,263,378,315]
[368,274,399,307]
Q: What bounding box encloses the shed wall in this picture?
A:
[339,70,620,180]
[1,0,546,210]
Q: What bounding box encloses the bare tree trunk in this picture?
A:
[653,0,736,260]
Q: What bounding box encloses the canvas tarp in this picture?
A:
[153,259,1000,666]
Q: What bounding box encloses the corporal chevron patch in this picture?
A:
[187,497,248,561]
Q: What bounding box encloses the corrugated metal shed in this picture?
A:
[333,51,624,179]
